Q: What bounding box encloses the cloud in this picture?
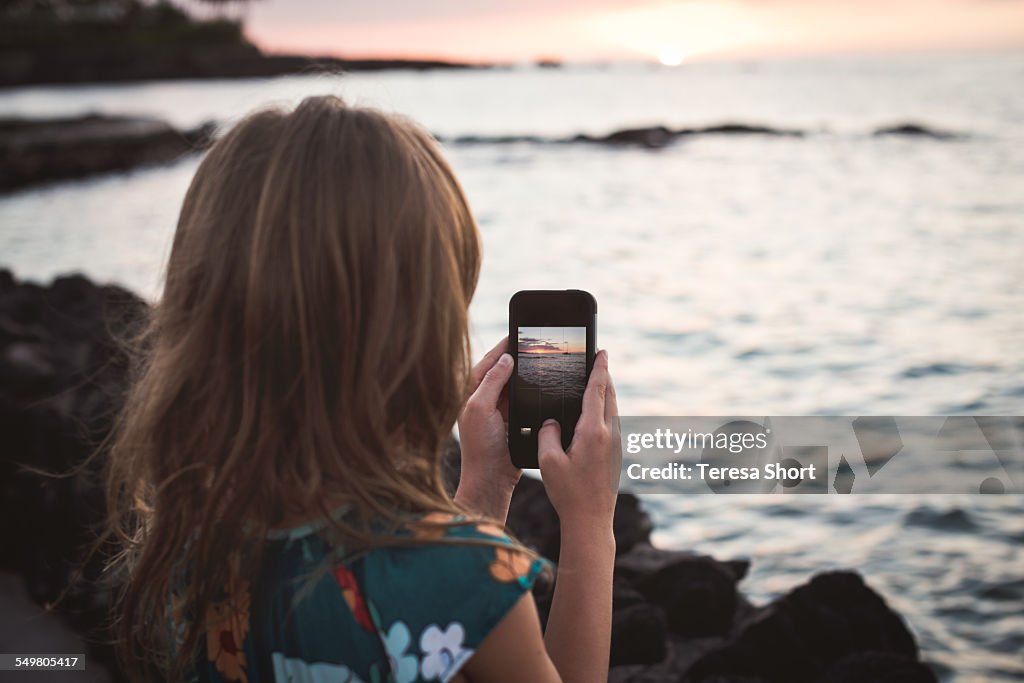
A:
[518,336,562,352]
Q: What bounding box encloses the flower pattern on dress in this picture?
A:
[182,513,544,683]
[271,652,365,683]
[475,522,538,586]
[474,522,506,539]
[382,621,419,683]
[334,565,375,632]
[489,547,534,585]
[206,577,251,683]
[419,623,474,682]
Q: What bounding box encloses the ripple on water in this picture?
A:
[899,362,999,379]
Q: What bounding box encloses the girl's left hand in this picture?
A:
[455,337,521,521]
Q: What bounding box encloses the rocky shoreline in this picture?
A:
[0,271,938,682]
[1,115,965,192]
[0,115,216,192]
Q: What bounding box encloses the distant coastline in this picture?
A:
[0,1,485,89]
[0,52,485,89]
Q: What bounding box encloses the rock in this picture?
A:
[817,652,938,683]
[575,126,676,149]
[506,474,652,560]
[610,577,669,666]
[0,115,217,191]
[621,547,749,637]
[687,571,919,682]
[613,494,655,554]
[609,633,727,683]
[679,123,804,137]
[872,123,959,140]
[0,270,147,680]
[570,123,805,149]
[612,602,669,666]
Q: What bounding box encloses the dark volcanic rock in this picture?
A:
[0,115,216,190]
[0,270,147,681]
[679,123,804,137]
[621,546,749,637]
[817,652,938,683]
[506,474,652,561]
[872,123,959,140]
[612,601,670,666]
[598,126,676,149]
[687,571,919,683]
[610,576,669,666]
[571,123,804,149]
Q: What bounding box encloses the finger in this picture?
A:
[468,336,510,393]
[497,390,509,425]
[580,350,610,428]
[604,374,619,426]
[471,353,513,411]
[537,419,565,471]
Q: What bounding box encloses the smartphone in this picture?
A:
[508,290,597,469]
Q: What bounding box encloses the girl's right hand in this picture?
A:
[537,350,622,533]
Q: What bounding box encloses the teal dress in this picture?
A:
[185,513,548,683]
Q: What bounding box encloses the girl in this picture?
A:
[107,95,621,683]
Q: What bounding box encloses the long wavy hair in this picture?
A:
[105,95,482,680]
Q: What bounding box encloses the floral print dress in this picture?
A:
[186,514,548,683]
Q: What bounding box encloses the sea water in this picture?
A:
[0,52,1022,680]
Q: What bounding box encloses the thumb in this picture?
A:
[472,353,513,410]
[537,419,565,471]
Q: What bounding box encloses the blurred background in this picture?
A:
[0,1,1022,681]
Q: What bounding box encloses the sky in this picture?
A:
[519,328,587,354]
[241,0,1024,64]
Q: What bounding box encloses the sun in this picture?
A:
[657,46,685,66]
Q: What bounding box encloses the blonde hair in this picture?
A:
[106,95,482,679]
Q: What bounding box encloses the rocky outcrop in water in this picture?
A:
[872,123,960,140]
[0,115,215,191]
[3,115,967,192]
[446,123,806,149]
[0,271,937,682]
[572,123,805,149]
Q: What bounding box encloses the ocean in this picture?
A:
[0,52,1022,680]
[518,353,587,400]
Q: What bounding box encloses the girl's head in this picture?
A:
[108,95,480,674]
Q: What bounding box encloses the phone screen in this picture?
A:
[508,290,596,468]
[514,326,587,436]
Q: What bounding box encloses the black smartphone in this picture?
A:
[508,290,597,469]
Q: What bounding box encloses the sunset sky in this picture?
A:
[243,0,1024,64]
[519,328,587,354]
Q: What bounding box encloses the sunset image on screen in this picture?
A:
[518,327,586,355]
